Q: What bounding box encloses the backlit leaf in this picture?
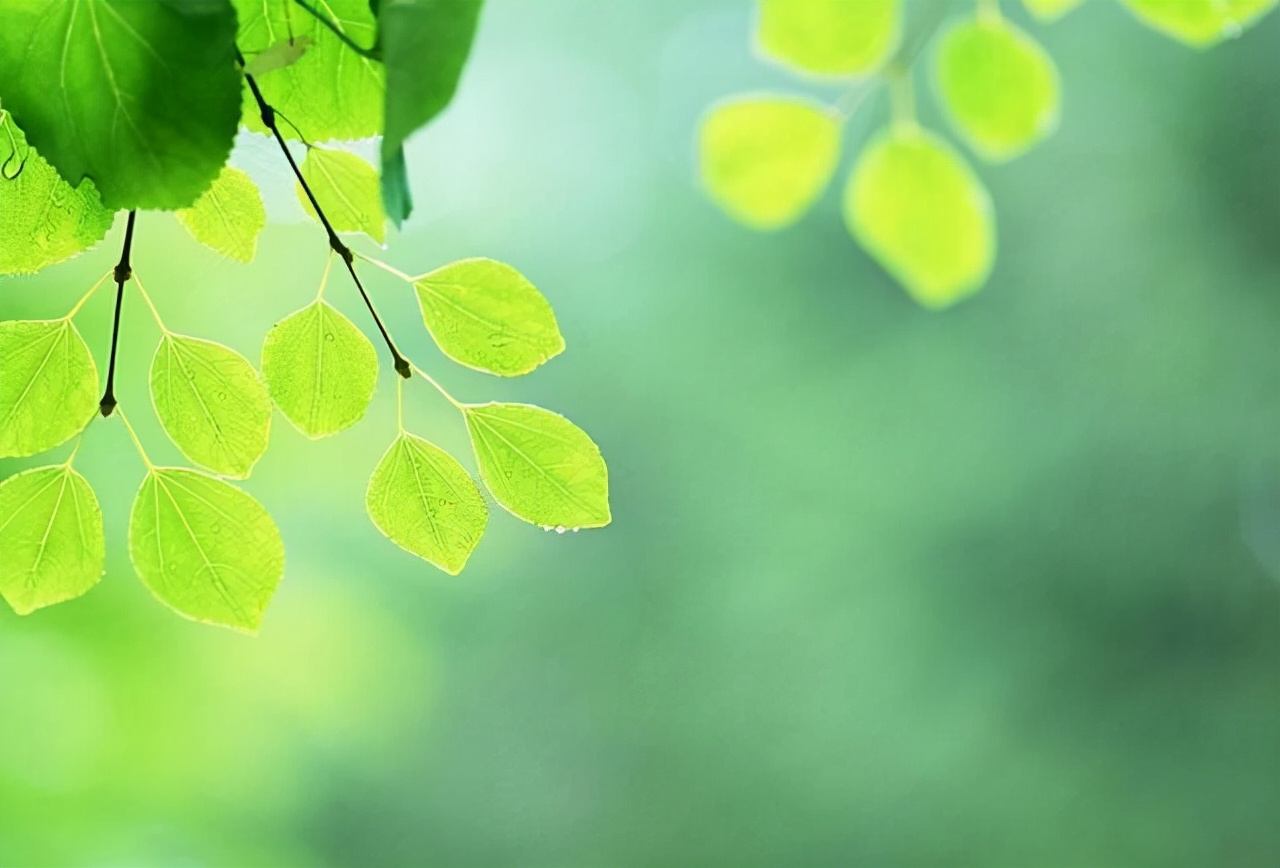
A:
[1022,0,1085,21]
[1123,0,1277,47]
[366,434,488,574]
[243,35,314,77]
[756,0,901,76]
[175,166,266,263]
[0,320,98,458]
[0,465,104,615]
[298,148,386,244]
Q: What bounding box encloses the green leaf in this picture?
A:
[756,0,901,76]
[699,96,842,230]
[261,300,378,438]
[366,434,488,574]
[464,403,610,529]
[0,320,99,458]
[298,148,386,244]
[412,258,564,377]
[129,468,284,633]
[1123,0,1277,47]
[1022,0,1085,22]
[234,0,383,140]
[0,0,241,209]
[378,0,484,226]
[149,334,272,479]
[843,126,996,309]
[0,115,115,276]
[935,17,1060,162]
[243,35,315,77]
[0,465,105,615]
[175,166,266,263]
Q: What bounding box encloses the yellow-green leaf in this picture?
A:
[413,259,564,377]
[366,434,488,575]
[843,126,996,309]
[936,17,1060,162]
[175,166,266,263]
[699,96,842,231]
[129,468,284,633]
[464,403,610,530]
[756,0,901,76]
[298,147,386,244]
[1022,0,1085,21]
[1123,0,1277,47]
[0,320,99,458]
[149,334,272,478]
[0,465,104,615]
[243,35,314,77]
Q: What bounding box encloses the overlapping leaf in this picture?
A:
[298,148,386,243]
[175,166,266,263]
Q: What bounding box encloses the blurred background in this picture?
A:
[2,1,1278,865]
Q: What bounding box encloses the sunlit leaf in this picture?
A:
[464,402,610,529]
[261,300,378,438]
[175,166,266,263]
[0,465,104,615]
[756,0,901,76]
[699,96,841,230]
[298,148,386,244]
[129,468,284,633]
[366,434,488,574]
[1123,0,1277,47]
[0,320,98,458]
[149,334,272,478]
[1022,0,1085,21]
[843,126,996,309]
[243,35,314,77]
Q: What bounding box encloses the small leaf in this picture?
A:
[0,320,99,458]
[129,468,284,633]
[413,259,564,377]
[244,35,314,77]
[699,96,842,230]
[0,465,104,615]
[1022,0,1085,22]
[298,147,386,244]
[366,434,488,574]
[464,403,610,529]
[843,126,995,309]
[261,300,378,438]
[1123,0,1277,47]
[150,334,272,478]
[936,17,1060,162]
[175,166,267,263]
[756,0,901,76]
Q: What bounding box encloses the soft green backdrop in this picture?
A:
[2,2,1278,865]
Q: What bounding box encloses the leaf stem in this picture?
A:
[99,210,137,417]
[410,363,464,411]
[130,273,169,334]
[315,252,334,301]
[289,0,380,59]
[396,375,406,433]
[116,408,154,471]
[888,69,918,133]
[355,251,416,283]
[64,270,114,321]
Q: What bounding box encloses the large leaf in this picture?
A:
[1123,0,1277,47]
[298,147,386,243]
[149,334,272,478]
[699,96,842,230]
[755,0,901,76]
[366,434,488,574]
[412,259,563,377]
[0,465,105,615]
[129,468,284,633]
[0,115,115,276]
[261,299,379,438]
[464,402,610,529]
[175,165,266,263]
[378,0,484,225]
[0,0,242,209]
[0,320,99,458]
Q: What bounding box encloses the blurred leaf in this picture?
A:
[1022,0,1085,21]
[150,334,272,478]
[756,0,901,76]
[175,166,267,263]
[366,433,488,574]
[464,402,610,529]
[0,465,104,615]
[0,320,98,458]
[243,35,314,77]
[699,96,842,230]
[413,258,564,377]
[843,126,995,309]
[129,468,284,633]
[936,17,1060,162]
[298,147,386,244]
[261,299,379,438]
[1123,0,1277,46]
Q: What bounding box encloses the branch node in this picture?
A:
[394,356,412,379]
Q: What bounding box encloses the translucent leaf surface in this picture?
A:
[175,166,266,263]
[843,127,995,309]
[756,0,901,76]
[699,96,841,230]
[413,259,564,377]
[243,35,314,77]
[261,300,378,438]
[464,403,610,529]
[366,434,488,574]
[0,465,104,615]
[1022,0,1085,21]
[0,320,99,458]
[936,18,1060,162]
[129,468,284,633]
[149,335,272,478]
[1123,0,1277,47]
[298,148,386,244]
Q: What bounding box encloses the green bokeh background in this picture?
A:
[2,2,1278,865]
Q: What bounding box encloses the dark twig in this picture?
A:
[99,210,137,416]
[290,0,379,59]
